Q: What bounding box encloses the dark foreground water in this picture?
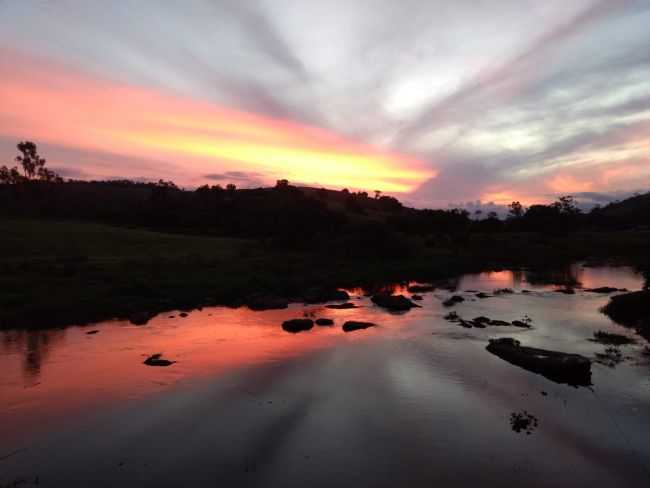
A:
[1,265,649,487]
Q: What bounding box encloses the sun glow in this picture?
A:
[0,49,434,192]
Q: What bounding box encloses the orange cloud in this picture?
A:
[0,49,434,192]
[546,174,594,193]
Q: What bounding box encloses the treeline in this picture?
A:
[1,142,649,257]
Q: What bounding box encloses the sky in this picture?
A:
[1,0,649,209]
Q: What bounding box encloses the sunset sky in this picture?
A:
[1,0,649,208]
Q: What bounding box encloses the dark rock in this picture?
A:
[586,287,624,294]
[602,290,650,341]
[493,288,514,295]
[143,353,175,367]
[411,294,423,301]
[591,330,636,345]
[86,330,99,335]
[490,320,512,327]
[342,321,376,332]
[476,292,491,299]
[555,288,576,295]
[443,295,465,307]
[246,294,289,311]
[486,338,592,387]
[303,288,350,304]
[315,318,334,326]
[371,294,420,311]
[129,311,155,326]
[179,312,189,318]
[511,320,532,328]
[473,316,492,325]
[443,311,460,322]
[282,318,314,333]
[326,302,357,309]
[407,284,435,293]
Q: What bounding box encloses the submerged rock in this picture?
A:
[486,338,592,387]
[602,290,650,341]
[476,292,491,299]
[179,312,189,318]
[143,353,175,367]
[282,319,314,333]
[245,294,289,311]
[86,330,99,335]
[326,302,357,309]
[411,294,423,301]
[493,288,514,295]
[342,321,377,332]
[315,318,334,326]
[371,294,420,311]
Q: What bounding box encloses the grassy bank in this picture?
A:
[1,218,648,330]
[0,219,471,329]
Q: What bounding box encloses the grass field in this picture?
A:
[0,219,466,329]
[1,218,648,329]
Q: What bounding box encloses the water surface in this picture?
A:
[1,265,649,487]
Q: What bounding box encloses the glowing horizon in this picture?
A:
[0,49,434,193]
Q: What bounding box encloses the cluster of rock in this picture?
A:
[281,317,376,334]
[444,312,531,329]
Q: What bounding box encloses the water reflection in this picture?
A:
[1,266,649,487]
[1,328,67,382]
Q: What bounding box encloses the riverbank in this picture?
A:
[1,218,648,330]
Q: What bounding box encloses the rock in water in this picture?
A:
[282,319,314,333]
[315,318,334,326]
[342,321,376,332]
[486,338,591,387]
[143,353,175,367]
[585,287,626,294]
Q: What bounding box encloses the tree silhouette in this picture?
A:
[0,141,61,184]
[508,201,524,219]
[16,141,46,179]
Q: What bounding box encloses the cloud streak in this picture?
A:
[1,0,649,205]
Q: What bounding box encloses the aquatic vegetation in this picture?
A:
[510,410,539,435]
[591,330,636,345]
